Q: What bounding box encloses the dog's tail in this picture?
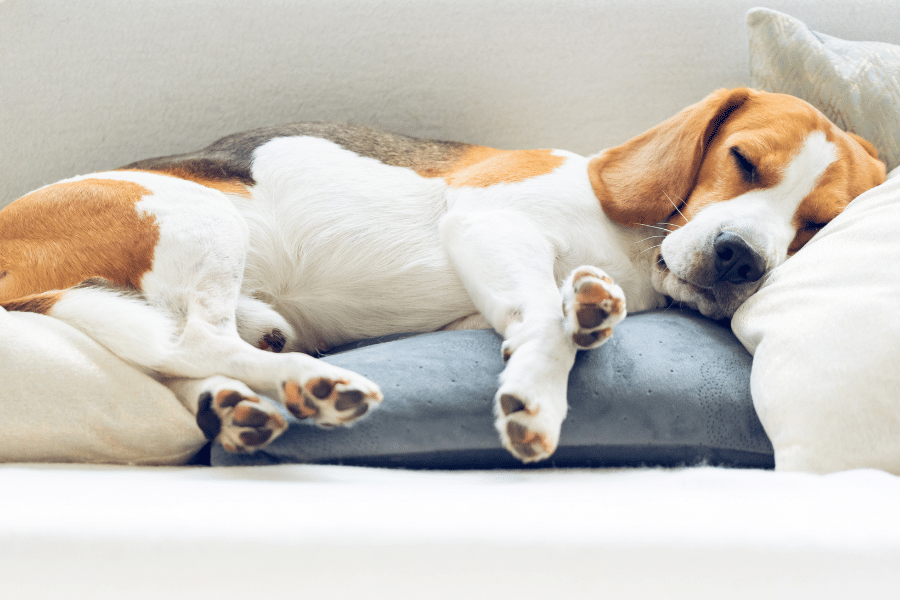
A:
[1,278,177,374]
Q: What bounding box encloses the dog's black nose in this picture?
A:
[713,232,765,284]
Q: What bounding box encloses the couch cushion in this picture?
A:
[0,308,206,465]
[212,311,772,468]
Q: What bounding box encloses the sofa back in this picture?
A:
[2,0,899,207]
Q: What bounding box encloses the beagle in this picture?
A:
[0,88,885,463]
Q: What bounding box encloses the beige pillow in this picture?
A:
[748,7,900,171]
[0,307,206,464]
[732,176,900,474]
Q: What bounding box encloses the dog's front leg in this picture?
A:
[441,209,584,462]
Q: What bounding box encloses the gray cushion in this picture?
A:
[211,310,773,468]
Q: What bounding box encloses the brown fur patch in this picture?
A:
[787,126,886,253]
[0,179,159,302]
[124,166,251,198]
[590,88,752,229]
[430,148,566,188]
[0,291,63,314]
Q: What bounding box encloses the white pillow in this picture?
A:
[732,178,900,474]
[739,7,900,473]
[747,7,900,171]
[0,308,206,464]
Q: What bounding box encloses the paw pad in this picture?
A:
[564,267,626,350]
[204,387,287,453]
[500,393,526,416]
[283,375,379,427]
[232,403,272,428]
[283,381,319,419]
[575,301,610,329]
[499,393,538,417]
[505,421,553,460]
[572,328,613,348]
[259,328,287,352]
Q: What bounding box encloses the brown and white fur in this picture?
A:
[0,88,885,462]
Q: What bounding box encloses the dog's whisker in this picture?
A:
[638,224,673,234]
[664,191,688,223]
[654,220,682,230]
[637,234,666,245]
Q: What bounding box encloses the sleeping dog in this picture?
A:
[0,88,885,462]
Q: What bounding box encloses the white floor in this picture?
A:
[2,464,899,599]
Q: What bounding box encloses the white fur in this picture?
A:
[50,285,177,374]
[240,137,476,352]
[240,139,661,355]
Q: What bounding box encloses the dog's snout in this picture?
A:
[713,232,765,284]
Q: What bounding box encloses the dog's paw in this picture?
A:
[562,266,626,349]
[494,390,561,463]
[281,367,383,428]
[197,381,288,453]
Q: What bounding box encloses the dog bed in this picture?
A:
[212,310,772,468]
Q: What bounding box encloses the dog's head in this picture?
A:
[589,88,886,319]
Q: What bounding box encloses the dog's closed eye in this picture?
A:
[730,146,758,184]
[803,221,827,232]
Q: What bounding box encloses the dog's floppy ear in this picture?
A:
[846,131,881,160]
[589,88,752,227]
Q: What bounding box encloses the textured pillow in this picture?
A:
[212,311,773,469]
[747,7,900,171]
[732,177,900,474]
[0,308,207,465]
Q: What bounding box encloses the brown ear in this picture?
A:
[589,88,752,227]
[847,131,881,160]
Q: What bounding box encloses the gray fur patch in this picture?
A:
[122,123,474,184]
